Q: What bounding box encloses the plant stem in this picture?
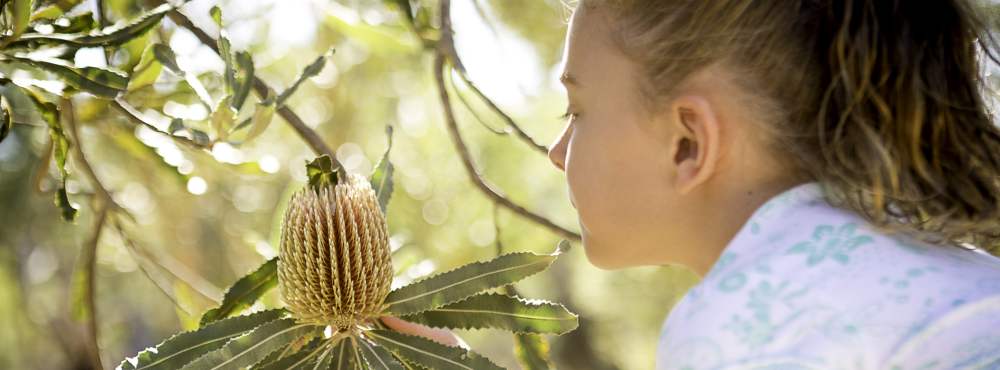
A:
[165,9,342,171]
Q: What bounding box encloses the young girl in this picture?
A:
[387,0,1000,368]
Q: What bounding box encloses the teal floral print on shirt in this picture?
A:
[785,222,873,266]
[657,182,1000,369]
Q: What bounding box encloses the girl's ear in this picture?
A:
[668,95,720,194]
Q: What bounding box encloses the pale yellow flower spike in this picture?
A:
[278,173,393,329]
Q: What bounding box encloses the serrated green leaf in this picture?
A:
[0,95,11,144]
[253,337,325,370]
[51,12,97,33]
[168,118,185,134]
[231,51,254,111]
[399,292,578,335]
[306,154,338,188]
[514,334,554,370]
[276,49,334,106]
[10,3,171,47]
[332,337,364,370]
[190,129,210,146]
[382,241,570,316]
[358,337,406,370]
[370,125,394,213]
[200,257,278,326]
[152,43,182,75]
[211,96,236,141]
[209,5,223,27]
[367,330,503,370]
[9,0,33,43]
[241,97,274,142]
[119,309,286,370]
[179,318,317,370]
[29,4,62,22]
[218,34,237,98]
[129,43,163,91]
[19,87,77,221]
[154,44,211,108]
[55,185,77,221]
[7,55,127,98]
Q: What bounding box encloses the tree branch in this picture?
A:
[432,0,580,241]
[165,9,341,170]
[79,206,108,370]
[111,98,207,150]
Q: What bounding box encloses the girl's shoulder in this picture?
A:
[656,186,1000,370]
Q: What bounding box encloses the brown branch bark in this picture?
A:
[79,207,108,370]
[433,0,580,241]
[111,98,207,150]
[165,9,341,170]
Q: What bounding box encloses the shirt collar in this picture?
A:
[701,181,827,281]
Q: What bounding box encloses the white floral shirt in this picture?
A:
[656,182,1000,370]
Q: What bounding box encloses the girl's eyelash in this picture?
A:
[558,110,577,120]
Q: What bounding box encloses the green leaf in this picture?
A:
[179,318,318,370]
[231,51,254,111]
[200,257,278,326]
[384,0,414,24]
[331,337,365,370]
[119,309,286,370]
[8,0,33,43]
[399,292,578,335]
[367,330,503,370]
[152,43,182,75]
[370,125,394,213]
[168,118,185,134]
[7,55,127,98]
[211,95,236,141]
[29,4,62,22]
[19,87,77,221]
[51,12,97,33]
[209,5,223,27]
[241,96,274,142]
[55,186,77,221]
[151,44,213,107]
[129,43,163,91]
[253,337,325,370]
[358,337,406,370]
[0,95,11,144]
[10,3,172,47]
[218,33,237,98]
[382,241,570,316]
[190,129,210,146]
[514,334,554,370]
[276,49,334,106]
[305,154,339,188]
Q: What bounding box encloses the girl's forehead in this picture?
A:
[562,6,619,81]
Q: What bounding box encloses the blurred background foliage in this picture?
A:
[0,0,700,369]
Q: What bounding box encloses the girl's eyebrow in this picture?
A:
[560,72,580,88]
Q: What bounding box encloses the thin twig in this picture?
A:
[452,68,549,153]
[32,136,51,193]
[79,206,108,370]
[165,9,341,170]
[432,0,580,241]
[111,98,207,149]
[63,99,121,207]
[434,55,580,241]
[448,70,508,135]
[435,0,548,154]
[111,218,199,316]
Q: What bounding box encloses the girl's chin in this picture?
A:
[580,231,632,270]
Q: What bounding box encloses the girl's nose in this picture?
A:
[548,124,572,171]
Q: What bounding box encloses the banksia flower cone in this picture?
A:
[277,173,393,328]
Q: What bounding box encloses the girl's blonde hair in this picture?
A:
[578,0,1000,254]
